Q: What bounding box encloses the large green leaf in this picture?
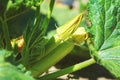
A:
[0,49,35,80]
[88,0,120,78]
[0,62,35,80]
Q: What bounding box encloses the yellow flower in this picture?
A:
[55,13,83,41]
[72,27,88,44]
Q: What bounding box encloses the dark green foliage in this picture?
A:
[0,0,41,38]
[0,0,39,49]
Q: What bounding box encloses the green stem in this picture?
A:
[41,0,55,35]
[39,58,95,80]
[86,38,99,61]
[0,15,12,50]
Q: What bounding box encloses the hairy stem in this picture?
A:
[39,58,95,80]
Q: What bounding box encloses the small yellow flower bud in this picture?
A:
[72,27,88,44]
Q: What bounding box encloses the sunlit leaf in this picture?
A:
[88,0,120,78]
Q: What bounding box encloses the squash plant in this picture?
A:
[0,0,120,80]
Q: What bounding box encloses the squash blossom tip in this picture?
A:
[56,13,83,41]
